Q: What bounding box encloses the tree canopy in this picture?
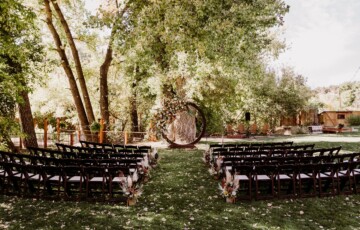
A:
[0,0,314,148]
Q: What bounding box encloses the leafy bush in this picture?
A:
[346,115,360,126]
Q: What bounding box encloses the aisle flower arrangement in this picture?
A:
[219,171,239,203]
[202,150,211,165]
[120,171,143,206]
[208,157,223,179]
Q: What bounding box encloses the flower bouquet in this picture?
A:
[120,171,143,206]
[149,148,159,168]
[208,157,223,179]
[202,149,211,166]
[138,156,151,182]
[219,171,239,203]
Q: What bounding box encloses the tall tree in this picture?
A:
[0,0,44,149]
[99,2,130,128]
[117,0,289,139]
[43,0,91,135]
[49,0,95,124]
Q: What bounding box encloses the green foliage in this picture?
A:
[90,121,101,133]
[347,115,360,126]
[245,67,312,129]
[110,0,289,133]
[0,0,44,148]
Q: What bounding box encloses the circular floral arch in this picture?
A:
[161,102,206,148]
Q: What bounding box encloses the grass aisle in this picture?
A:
[0,148,360,229]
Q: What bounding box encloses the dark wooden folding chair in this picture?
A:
[107,166,130,202]
[253,165,276,200]
[296,164,317,198]
[0,161,8,194]
[351,161,360,194]
[276,164,296,199]
[23,164,44,198]
[84,166,108,201]
[2,162,26,196]
[316,163,339,197]
[233,165,253,200]
[41,165,65,199]
[338,162,354,195]
[62,165,86,201]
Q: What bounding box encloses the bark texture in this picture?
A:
[99,5,129,127]
[44,0,91,138]
[18,91,38,148]
[50,0,95,124]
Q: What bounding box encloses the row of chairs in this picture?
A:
[0,160,133,202]
[222,153,360,170]
[232,160,360,201]
[78,141,151,151]
[212,144,315,154]
[28,146,147,161]
[209,141,294,150]
[211,146,342,164]
[0,151,143,170]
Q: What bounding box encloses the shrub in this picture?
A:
[346,115,360,126]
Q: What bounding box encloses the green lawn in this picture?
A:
[1,144,360,229]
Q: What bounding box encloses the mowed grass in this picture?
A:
[1,144,360,229]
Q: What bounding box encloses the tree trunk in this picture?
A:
[129,94,139,133]
[50,0,95,124]
[99,5,129,128]
[100,46,112,128]
[128,80,139,143]
[4,134,18,153]
[18,90,38,148]
[44,0,91,139]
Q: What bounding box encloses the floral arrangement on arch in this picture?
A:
[219,171,239,199]
[151,96,187,134]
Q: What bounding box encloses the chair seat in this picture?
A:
[338,170,350,177]
[317,173,331,179]
[68,176,82,182]
[112,176,126,183]
[277,174,291,180]
[298,173,311,179]
[256,175,270,180]
[28,174,42,180]
[89,177,104,182]
[48,175,62,181]
[234,175,249,181]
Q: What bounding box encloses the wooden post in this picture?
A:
[44,118,48,148]
[124,131,128,145]
[262,123,270,134]
[70,132,74,146]
[77,125,81,142]
[99,118,104,143]
[56,117,60,142]
[250,123,257,134]
[19,137,23,149]
[238,123,245,134]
